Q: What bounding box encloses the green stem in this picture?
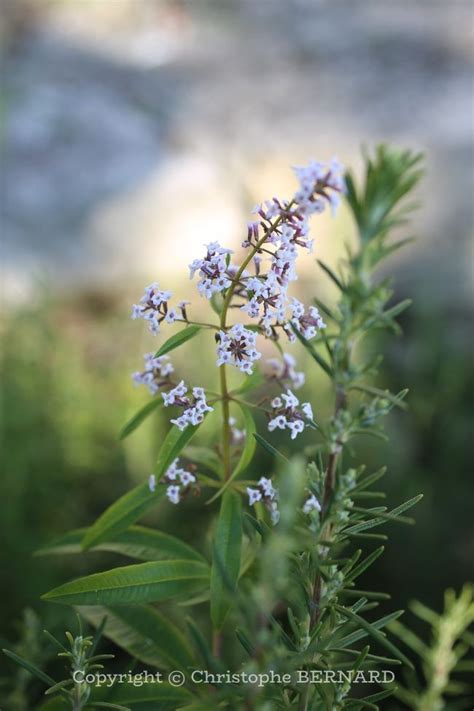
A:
[229,396,269,412]
[220,366,232,480]
[176,318,219,330]
[298,685,310,711]
[212,629,223,658]
[217,206,293,480]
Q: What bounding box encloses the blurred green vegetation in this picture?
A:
[0,289,173,632]
[1,281,472,705]
[366,303,474,612]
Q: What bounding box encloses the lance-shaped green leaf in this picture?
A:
[329,647,400,665]
[317,258,346,291]
[342,494,423,535]
[2,648,57,687]
[382,298,412,321]
[253,433,289,463]
[119,399,162,440]
[80,605,195,670]
[210,492,242,630]
[37,526,205,563]
[154,423,202,479]
[42,560,209,606]
[235,628,255,657]
[206,404,255,504]
[81,484,165,551]
[292,326,333,377]
[231,403,256,478]
[387,619,429,658]
[154,325,201,358]
[349,384,409,411]
[351,466,387,493]
[331,609,404,650]
[359,689,396,705]
[345,546,385,584]
[82,424,201,550]
[334,604,414,669]
[186,618,218,672]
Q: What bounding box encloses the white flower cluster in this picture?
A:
[293,157,345,216]
[132,353,174,395]
[131,284,192,335]
[302,493,322,515]
[216,324,262,374]
[247,477,280,525]
[162,382,213,430]
[131,282,175,335]
[268,389,314,440]
[240,272,287,337]
[189,241,234,298]
[149,458,197,504]
[266,352,305,390]
[237,159,342,340]
[290,299,326,341]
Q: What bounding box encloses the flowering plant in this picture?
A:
[7,146,453,711]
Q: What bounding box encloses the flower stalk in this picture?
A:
[19,146,443,711]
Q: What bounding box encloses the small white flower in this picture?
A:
[303,494,321,514]
[166,485,181,505]
[151,289,172,307]
[148,474,156,492]
[293,158,344,217]
[131,304,143,319]
[165,308,178,323]
[290,298,305,319]
[132,354,174,395]
[268,415,288,431]
[282,389,299,409]
[162,380,187,406]
[162,458,198,501]
[288,420,305,439]
[309,306,326,330]
[247,477,280,524]
[180,471,196,487]
[163,382,213,430]
[291,303,326,340]
[216,324,262,374]
[170,414,187,431]
[268,388,314,440]
[247,487,262,506]
[189,242,234,299]
[259,477,277,500]
[144,311,161,335]
[131,282,174,334]
[165,459,185,481]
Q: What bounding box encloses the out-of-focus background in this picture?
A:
[1,0,473,700]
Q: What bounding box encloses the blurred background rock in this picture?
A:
[0,0,472,689]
